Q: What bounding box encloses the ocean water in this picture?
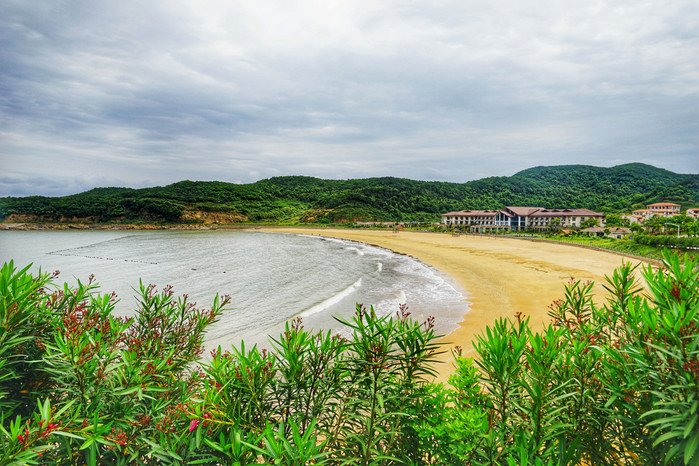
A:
[0,230,468,351]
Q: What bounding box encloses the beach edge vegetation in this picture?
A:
[0,252,697,465]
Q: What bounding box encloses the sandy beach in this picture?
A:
[268,228,649,381]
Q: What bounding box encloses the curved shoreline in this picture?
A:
[266,228,649,381]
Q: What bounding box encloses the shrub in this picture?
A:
[635,234,699,249]
[1,252,697,464]
[0,264,447,464]
[0,261,230,464]
[471,252,699,465]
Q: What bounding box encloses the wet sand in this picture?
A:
[266,228,648,382]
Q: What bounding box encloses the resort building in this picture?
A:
[631,209,654,220]
[441,206,605,232]
[632,202,683,221]
[685,208,699,220]
[439,210,507,232]
[646,202,681,217]
[526,208,605,230]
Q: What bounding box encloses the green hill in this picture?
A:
[1,163,697,224]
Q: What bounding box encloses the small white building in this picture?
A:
[621,214,644,224]
[686,208,699,220]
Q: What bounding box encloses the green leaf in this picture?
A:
[188,457,220,465]
[114,386,141,396]
[685,434,699,465]
[51,431,86,440]
[685,415,697,439]
[653,430,683,446]
[80,436,96,450]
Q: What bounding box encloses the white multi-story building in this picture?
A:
[633,202,682,221]
[441,206,605,232]
[621,214,644,224]
[646,202,681,217]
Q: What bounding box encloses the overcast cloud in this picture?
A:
[1,0,698,196]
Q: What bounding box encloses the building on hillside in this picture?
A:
[631,208,654,221]
[441,206,605,233]
[632,202,683,222]
[621,214,644,224]
[686,208,699,220]
[646,202,681,217]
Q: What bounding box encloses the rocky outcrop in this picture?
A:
[1,209,251,230]
[180,210,248,224]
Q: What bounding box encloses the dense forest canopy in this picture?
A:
[1,163,697,224]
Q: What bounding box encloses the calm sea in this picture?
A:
[0,230,468,351]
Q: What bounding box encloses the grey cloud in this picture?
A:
[1,0,697,196]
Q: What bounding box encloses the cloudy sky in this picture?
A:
[1,0,698,196]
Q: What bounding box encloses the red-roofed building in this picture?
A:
[646,202,681,217]
[632,202,682,221]
[622,214,644,224]
[632,208,654,220]
[441,206,605,232]
[527,208,605,230]
[440,210,506,232]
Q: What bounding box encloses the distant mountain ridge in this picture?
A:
[1,163,697,224]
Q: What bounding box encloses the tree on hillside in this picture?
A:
[644,215,666,234]
[687,219,699,236]
[605,214,621,227]
[629,223,644,234]
[670,214,694,232]
[604,214,630,227]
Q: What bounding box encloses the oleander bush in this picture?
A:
[0,251,697,465]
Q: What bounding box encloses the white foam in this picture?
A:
[299,277,363,318]
[346,247,364,256]
[375,289,407,317]
[291,231,470,336]
[297,233,398,259]
[321,237,349,245]
[297,234,322,240]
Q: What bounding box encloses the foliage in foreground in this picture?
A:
[0,251,697,464]
[634,234,699,250]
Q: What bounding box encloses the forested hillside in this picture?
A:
[1,163,696,224]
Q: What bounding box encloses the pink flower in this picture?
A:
[188,419,200,432]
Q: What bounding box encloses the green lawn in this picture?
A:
[534,234,698,262]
